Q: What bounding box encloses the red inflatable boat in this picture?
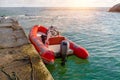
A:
[29,25,89,64]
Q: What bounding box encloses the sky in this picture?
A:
[0,0,120,7]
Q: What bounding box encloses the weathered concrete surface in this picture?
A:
[109,3,120,12]
[0,18,54,80]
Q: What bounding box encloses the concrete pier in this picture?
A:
[0,18,54,80]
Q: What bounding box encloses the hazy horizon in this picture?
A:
[0,0,120,7]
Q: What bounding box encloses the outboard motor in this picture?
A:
[60,40,69,65]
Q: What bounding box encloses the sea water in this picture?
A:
[0,7,120,80]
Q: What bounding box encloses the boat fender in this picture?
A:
[60,40,69,65]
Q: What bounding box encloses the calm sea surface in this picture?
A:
[0,7,120,80]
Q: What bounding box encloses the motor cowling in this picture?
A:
[60,40,69,65]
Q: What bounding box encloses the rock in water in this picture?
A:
[109,3,120,12]
[0,18,54,80]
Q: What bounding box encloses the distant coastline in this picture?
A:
[0,7,110,17]
[0,7,110,11]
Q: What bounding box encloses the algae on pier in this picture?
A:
[0,18,53,80]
